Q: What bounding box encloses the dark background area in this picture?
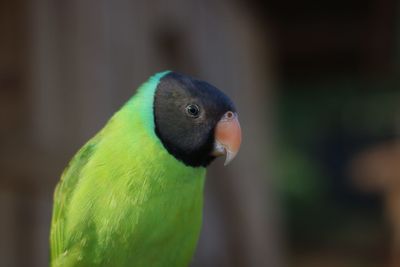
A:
[1,0,400,266]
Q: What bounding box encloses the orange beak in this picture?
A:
[212,111,242,166]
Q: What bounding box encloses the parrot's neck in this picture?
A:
[129,70,171,139]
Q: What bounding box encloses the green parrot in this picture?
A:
[50,71,242,267]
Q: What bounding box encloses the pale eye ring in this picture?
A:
[185,104,200,118]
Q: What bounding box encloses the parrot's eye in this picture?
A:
[185,104,200,118]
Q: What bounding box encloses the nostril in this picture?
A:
[226,111,234,119]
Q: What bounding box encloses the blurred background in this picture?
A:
[1,0,400,266]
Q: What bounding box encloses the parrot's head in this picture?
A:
[153,72,241,168]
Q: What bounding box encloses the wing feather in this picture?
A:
[50,140,98,265]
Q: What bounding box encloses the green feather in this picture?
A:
[50,71,206,267]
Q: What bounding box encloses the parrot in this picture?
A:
[50,71,242,267]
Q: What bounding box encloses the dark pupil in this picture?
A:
[186,104,199,117]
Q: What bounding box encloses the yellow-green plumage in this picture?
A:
[50,72,206,267]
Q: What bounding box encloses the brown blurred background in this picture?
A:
[1,0,400,266]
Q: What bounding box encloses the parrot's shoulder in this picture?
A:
[50,138,99,265]
[56,139,98,200]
